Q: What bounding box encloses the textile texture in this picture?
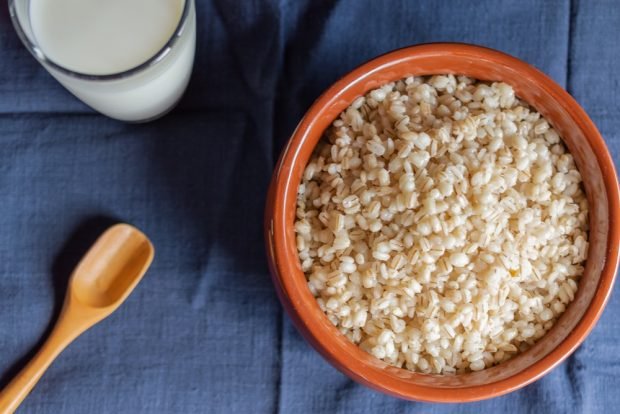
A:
[0,1,618,412]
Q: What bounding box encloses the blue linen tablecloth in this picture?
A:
[1,1,619,412]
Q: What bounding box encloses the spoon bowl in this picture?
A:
[71,224,153,308]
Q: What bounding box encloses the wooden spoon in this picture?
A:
[0,224,154,413]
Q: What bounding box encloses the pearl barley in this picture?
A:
[295,75,588,374]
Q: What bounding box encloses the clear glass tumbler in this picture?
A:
[8,0,196,122]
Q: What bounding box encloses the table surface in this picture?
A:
[1,1,619,413]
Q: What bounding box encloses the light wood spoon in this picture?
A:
[0,223,154,414]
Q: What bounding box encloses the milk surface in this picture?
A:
[31,0,184,75]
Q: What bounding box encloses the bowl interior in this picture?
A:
[269,44,618,401]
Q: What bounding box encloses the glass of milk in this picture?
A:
[9,0,196,122]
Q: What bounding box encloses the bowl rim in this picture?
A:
[265,42,620,402]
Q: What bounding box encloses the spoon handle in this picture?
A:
[0,311,82,414]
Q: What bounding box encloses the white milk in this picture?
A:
[28,0,196,121]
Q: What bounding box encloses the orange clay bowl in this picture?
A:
[264,43,620,402]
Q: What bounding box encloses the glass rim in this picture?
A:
[8,0,192,81]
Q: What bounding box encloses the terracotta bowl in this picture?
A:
[264,43,620,402]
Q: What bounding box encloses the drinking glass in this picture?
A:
[8,0,196,122]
